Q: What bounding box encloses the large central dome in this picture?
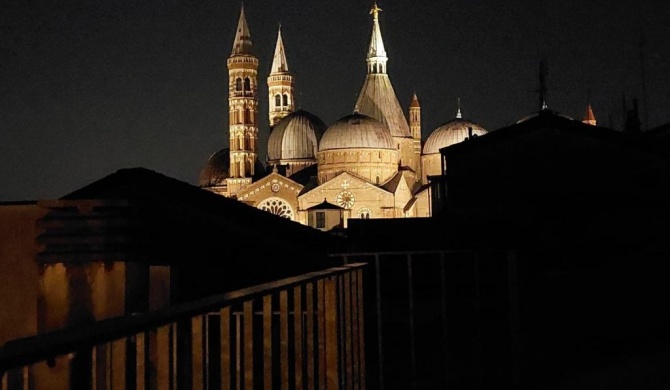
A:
[319,113,395,151]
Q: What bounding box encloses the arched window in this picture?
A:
[379,64,384,73]
[358,208,372,219]
[245,108,251,123]
[275,94,281,107]
[373,64,378,73]
[244,77,251,92]
[235,78,242,91]
[283,94,288,107]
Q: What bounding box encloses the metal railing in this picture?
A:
[330,251,519,390]
[0,263,366,390]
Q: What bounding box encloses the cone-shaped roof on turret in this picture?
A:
[410,93,420,108]
[582,103,597,126]
[231,5,253,56]
[271,26,289,73]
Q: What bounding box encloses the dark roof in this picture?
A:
[307,199,344,211]
[381,171,403,193]
[442,110,645,154]
[289,164,318,186]
[62,168,343,254]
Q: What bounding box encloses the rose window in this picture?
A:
[258,197,294,220]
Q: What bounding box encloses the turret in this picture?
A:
[268,26,295,127]
[409,93,422,178]
[366,3,388,75]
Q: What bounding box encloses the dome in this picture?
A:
[268,110,326,161]
[423,118,488,155]
[319,113,395,151]
[199,148,266,186]
[199,148,230,186]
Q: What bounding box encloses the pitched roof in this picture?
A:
[307,199,344,211]
[62,168,342,252]
[355,75,411,138]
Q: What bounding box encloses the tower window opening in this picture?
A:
[235,78,242,91]
[275,94,281,108]
[373,64,378,73]
[283,94,288,107]
[245,108,251,123]
[379,64,384,73]
[244,77,251,92]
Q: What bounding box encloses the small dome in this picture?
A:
[319,113,394,151]
[268,110,326,161]
[423,118,488,155]
[199,148,230,186]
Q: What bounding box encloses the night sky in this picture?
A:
[2,0,669,201]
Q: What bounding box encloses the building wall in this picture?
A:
[299,174,395,220]
[0,204,44,344]
[317,148,398,184]
[421,153,441,184]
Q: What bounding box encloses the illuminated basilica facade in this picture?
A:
[199,4,490,225]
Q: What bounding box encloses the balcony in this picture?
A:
[0,264,366,389]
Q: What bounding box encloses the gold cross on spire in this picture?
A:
[370,2,382,20]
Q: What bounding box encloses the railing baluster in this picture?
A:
[136,332,146,390]
[305,282,315,390]
[220,307,232,390]
[155,325,171,389]
[243,300,254,390]
[317,279,326,390]
[279,290,289,390]
[407,254,417,390]
[356,268,366,390]
[351,270,359,390]
[325,276,339,390]
[110,338,125,389]
[262,295,272,390]
[344,272,353,390]
[294,285,304,390]
[192,315,205,390]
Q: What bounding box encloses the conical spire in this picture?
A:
[582,103,597,126]
[231,5,253,56]
[355,2,410,138]
[410,92,420,108]
[366,3,388,74]
[271,25,289,73]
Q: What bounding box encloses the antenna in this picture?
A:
[537,59,548,111]
[639,33,650,131]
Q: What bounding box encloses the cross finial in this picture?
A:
[370,2,382,20]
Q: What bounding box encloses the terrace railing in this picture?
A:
[0,263,366,390]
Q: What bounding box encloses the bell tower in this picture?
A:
[409,93,422,177]
[227,5,259,195]
[268,26,295,127]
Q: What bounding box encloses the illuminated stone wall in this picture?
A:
[317,148,398,184]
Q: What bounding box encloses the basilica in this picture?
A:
[199,3,488,225]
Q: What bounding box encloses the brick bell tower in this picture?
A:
[227,5,259,195]
[268,26,295,127]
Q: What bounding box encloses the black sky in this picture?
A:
[2,0,669,201]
